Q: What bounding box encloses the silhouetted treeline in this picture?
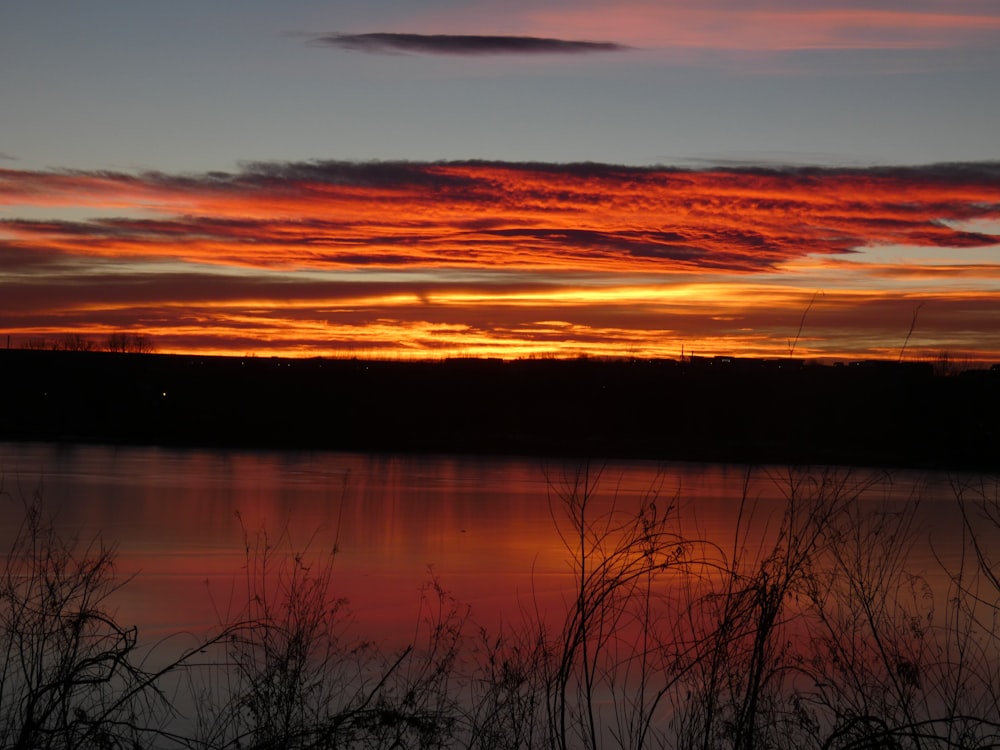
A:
[1,350,998,469]
[16,332,156,353]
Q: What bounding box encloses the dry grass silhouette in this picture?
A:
[3,467,1000,748]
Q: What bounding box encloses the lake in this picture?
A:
[6,441,1000,748]
[0,441,985,645]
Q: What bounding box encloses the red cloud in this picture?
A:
[3,162,999,273]
[3,161,999,360]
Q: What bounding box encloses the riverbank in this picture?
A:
[1,349,997,470]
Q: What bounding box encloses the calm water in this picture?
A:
[0,442,989,644]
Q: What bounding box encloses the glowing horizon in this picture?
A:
[2,160,999,363]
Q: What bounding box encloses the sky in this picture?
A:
[2,0,999,362]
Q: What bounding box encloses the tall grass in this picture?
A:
[182,521,469,749]
[0,484,228,749]
[3,467,1000,748]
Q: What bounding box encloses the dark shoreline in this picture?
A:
[1,349,998,471]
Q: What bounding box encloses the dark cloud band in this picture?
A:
[312,33,630,56]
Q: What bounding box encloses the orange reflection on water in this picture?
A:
[0,444,981,652]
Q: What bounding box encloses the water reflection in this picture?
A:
[0,443,984,643]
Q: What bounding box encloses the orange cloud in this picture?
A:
[3,162,999,273]
[2,161,999,361]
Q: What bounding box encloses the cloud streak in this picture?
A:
[2,160,999,360]
[3,161,999,272]
[311,32,630,56]
[523,3,1000,52]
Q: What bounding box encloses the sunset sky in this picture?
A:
[2,0,999,361]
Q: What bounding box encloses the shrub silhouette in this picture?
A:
[0,486,220,749]
[187,520,467,749]
[4,468,1000,748]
